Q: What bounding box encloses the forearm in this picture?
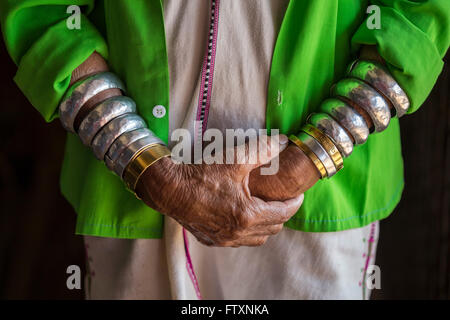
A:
[70,52,122,132]
[291,48,409,178]
[250,45,405,201]
[349,45,390,132]
[60,55,171,199]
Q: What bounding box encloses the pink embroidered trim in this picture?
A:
[195,0,221,141]
[360,222,377,299]
[183,228,203,300]
[364,223,376,270]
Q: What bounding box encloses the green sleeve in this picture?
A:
[352,0,450,113]
[0,0,108,122]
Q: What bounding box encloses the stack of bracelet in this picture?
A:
[59,72,171,194]
[58,61,409,194]
[289,60,410,179]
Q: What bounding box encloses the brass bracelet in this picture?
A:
[289,135,327,179]
[123,144,171,192]
[301,124,344,171]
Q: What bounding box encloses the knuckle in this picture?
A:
[279,205,288,216]
[237,214,252,230]
[225,231,241,242]
[215,241,234,247]
[268,225,283,235]
[277,207,290,222]
[196,235,214,247]
[254,237,268,246]
[204,240,215,247]
[214,232,241,246]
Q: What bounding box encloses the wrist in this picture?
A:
[71,52,109,85]
[60,70,170,199]
[286,145,320,188]
[74,88,122,132]
[123,144,171,191]
[290,56,409,181]
[134,156,180,212]
[359,45,385,64]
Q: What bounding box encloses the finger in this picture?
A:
[245,223,284,236]
[215,236,269,248]
[251,193,305,226]
[182,224,216,246]
[194,224,283,246]
[234,134,289,172]
[232,236,269,247]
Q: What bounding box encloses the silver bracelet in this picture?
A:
[298,132,337,178]
[308,113,353,158]
[91,114,147,161]
[319,98,369,145]
[59,71,170,187]
[105,128,164,173]
[332,78,391,133]
[78,96,136,146]
[59,72,125,133]
[348,60,410,118]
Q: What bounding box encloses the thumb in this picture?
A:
[236,134,288,171]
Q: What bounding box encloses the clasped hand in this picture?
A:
[136,135,320,247]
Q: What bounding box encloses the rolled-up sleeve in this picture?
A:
[0,0,108,122]
[352,0,450,113]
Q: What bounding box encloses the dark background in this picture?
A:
[0,40,448,299]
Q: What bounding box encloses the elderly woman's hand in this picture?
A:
[136,137,304,247]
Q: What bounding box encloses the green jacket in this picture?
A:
[1,0,449,238]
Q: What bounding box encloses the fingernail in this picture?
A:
[279,135,288,145]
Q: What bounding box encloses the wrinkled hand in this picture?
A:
[136,136,304,247]
[249,145,320,202]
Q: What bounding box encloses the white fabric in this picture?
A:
[83,236,171,299]
[186,221,379,300]
[84,220,379,299]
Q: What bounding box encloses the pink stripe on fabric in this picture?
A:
[195,0,221,139]
[364,223,376,270]
[201,0,220,133]
[183,228,203,300]
[360,222,377,298]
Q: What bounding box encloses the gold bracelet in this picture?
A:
[123,144,171,192]
[289,135,327,179]
[301,124,344,171]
